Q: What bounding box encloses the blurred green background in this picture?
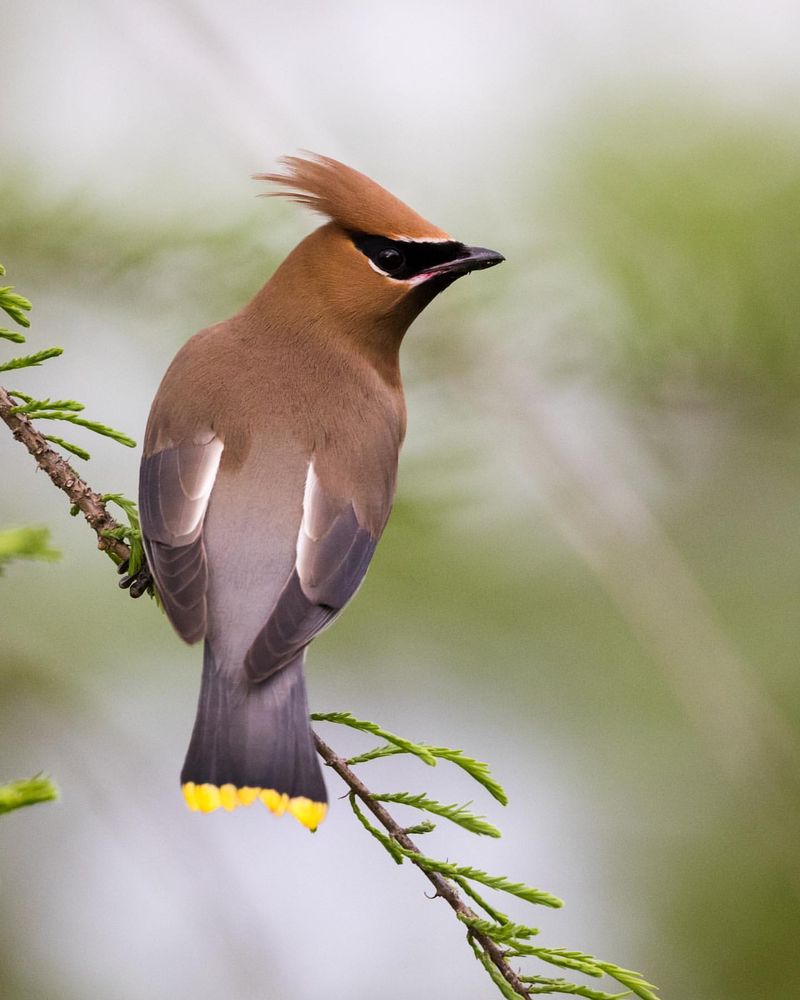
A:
[2,2,800,998]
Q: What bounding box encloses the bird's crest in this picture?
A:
[256,153,450,241]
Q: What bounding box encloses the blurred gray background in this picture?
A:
[2,2,800,997]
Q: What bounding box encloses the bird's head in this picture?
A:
[254,154,504,362]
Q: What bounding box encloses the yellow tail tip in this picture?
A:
[181,782,327,830]
[287,796,328,831]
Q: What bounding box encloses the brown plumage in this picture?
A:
[136,153,503,830]
[255,152,450,240]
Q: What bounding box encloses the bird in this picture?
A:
[133,153,504,831]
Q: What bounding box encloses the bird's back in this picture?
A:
[148,306,404,671]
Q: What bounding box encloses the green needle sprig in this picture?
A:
[0,775,58,815]
[315,713,659,1000]
[0,263,144,580]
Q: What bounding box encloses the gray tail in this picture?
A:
[180,643,327,819]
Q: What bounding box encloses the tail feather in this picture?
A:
[180,642,327,829]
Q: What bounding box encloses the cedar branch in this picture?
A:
[0,383,130,562]
[312,732,532,998]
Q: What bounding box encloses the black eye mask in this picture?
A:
[350,232,468,281]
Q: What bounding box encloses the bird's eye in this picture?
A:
[376,247,405,273]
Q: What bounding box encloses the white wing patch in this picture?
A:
[164,436,224,542]
[185,436,224,499]
[296,460,322,586]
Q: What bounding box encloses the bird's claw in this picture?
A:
[118,558,153,599]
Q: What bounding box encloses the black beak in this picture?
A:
[421,245,505,280]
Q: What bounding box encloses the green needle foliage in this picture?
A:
[318,712,659,1000]
[1,263,142,573]
[0,347,63,372]
[0,329,27,344]
[5,396,136,452]
[469,934,532,1000]
[15,410,136,448]
[312,710,438,765]
[43,435,91,461]
[10,393,85,412]
[99,493,147,577]
[522,975,628,999]
[0,775,58,815]
[0,272,63,822]
[346,739,508,805]
[0,264,32,327]
[460,915,540,943]
[373,791,501,837]
[0,525,60,572]
[0,263,135,459]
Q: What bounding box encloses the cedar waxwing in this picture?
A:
[136,154,503,830]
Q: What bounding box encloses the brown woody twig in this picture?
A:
[312,733,532,997]
[0,383,129,562]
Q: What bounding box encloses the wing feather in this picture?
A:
[245,463,381,681]
[139,435,223,643]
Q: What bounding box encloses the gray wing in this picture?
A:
[245,463,381,681]
[138,435,223,644]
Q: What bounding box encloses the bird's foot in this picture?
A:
[118,557,153,599]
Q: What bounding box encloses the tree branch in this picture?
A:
[313,732,533,997]
[0,383,130,562]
